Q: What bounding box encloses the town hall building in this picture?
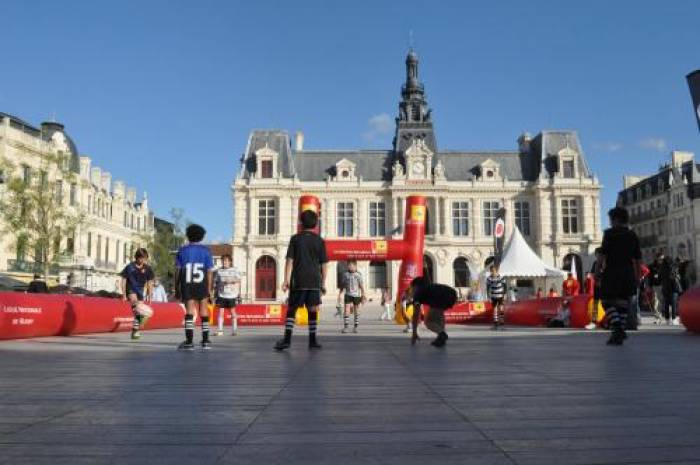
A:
[231,50,602,302]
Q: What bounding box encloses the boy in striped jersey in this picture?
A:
[486,265,507,330]
[214,254,241,336]
[275,209,328,351]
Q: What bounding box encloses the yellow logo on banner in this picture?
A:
[372,240,388,254]
[411,205,426,222]
[267,305,282,318]
[472,302,485,314]
[301,203,317,212]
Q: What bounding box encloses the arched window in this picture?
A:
[453,257,470,287]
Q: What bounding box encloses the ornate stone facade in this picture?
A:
[0,113,153,290]
[232,51,602,302]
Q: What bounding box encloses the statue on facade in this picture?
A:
[392,160,404,178]
[434,160,445,180]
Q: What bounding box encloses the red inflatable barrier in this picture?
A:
[0,292,185,340]
[445,301,494,324]
[679,287,700,333]
[225,303,286,326]
[503,295,591,328]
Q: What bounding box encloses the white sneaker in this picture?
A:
[672,317,681,326]
[584,323,596,330]
[214,330,224,337]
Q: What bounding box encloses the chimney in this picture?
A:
[295,131,304,151]
[517,132,531,153]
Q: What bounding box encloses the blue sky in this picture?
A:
[3,1,700,241]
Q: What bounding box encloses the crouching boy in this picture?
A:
[407,277,457,347]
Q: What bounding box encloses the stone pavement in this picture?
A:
[1,305,699,465]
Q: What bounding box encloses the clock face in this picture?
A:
[412,161,425,174]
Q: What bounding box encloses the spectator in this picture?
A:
[150,279,168,302]
[648,253,665,324]
[547,287,560,298]
[27,274,48,293]
[562,272,580,297]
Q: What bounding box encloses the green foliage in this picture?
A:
[0,153,87,277]
[140,208,187,291]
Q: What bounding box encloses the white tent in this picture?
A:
[497,227,567,278]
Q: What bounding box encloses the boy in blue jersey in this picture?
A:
[175,224,215,351]
[120,248,155,340]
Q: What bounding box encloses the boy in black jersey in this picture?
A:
[407,276,457,348]
[119,248,155,340]
[175,224,215,351]
[274,210,328,351]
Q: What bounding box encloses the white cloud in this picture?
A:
[638,137,668,152]
[593,141,623,152]
[363,113,393,142]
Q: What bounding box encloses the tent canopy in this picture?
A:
[497,227,567,278]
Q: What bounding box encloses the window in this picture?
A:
[369,201,386,237]
[562,159,575,178]
[369,262,387,289]
[483,201,501,236]
[116,240,120,264]
[124,211,128,227]
[67,234,74,254]
[96,235,102,261]
[453,257,470,287]
[514,201,531,236]
[105,237,110,263]
[39,171,48,188]
[55,180,63,204]
[261,160,273,178]
[561,198,579,234]
[337,202,354,237]
[452,201,469,236]
[258,199,276,235]
[16,235,28,262]
[70,183,77,206]
[123,242,128,262]
[87,233,92,257]
[22,165,31,184]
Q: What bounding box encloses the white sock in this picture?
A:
[217,309,224,332]
[232,313,238,333]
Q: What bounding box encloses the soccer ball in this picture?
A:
[135,302,154,318]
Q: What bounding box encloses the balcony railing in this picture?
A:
[7,259,59,275]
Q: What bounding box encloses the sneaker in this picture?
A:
[201,340,212,351]
[352,327,358,334]
[491,323,500,331]
[672,317,681,326]
[177,341,195,351]
[308,341,322,350]
[214,330,224,337]
[431,332,448,347]
[131,330,141,340]
[274,339,290,351]
[403,327,410,333]
[341,327,350,334]
[606,330,624,346]
[585,323,596,330]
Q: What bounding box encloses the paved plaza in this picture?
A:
[1,305,699,465]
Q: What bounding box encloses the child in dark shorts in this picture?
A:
[119,248,155,340]
[407,277,457,348]
[175,224,215,351]
[275,209,328,351]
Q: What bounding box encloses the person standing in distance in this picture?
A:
[599,207,642,346]
[214,254,241,336]
[275,209,328,351]
[486,265,507,330]
[175,224,215,351]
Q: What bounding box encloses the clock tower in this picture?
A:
[393,48,437,180]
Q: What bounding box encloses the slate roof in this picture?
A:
[241,129,594,183]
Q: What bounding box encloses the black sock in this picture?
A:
[343,315,349,328]
[354,311,359,328]
[184,314,194,343]
[202,317,210,342]
[284,307,296,343]
[308,310,318,343]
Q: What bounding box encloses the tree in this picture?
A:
[0,152,87,278]
[140,208,187,292]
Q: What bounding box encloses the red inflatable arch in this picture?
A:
[679,287,700,333]
[298,194,426,308]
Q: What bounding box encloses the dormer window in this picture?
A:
[334,158,357,181]
[562,159,575,178]
[261,160,273,179]
[478,159,501,181]
[254,145,278,179]
[557,146,578,178]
